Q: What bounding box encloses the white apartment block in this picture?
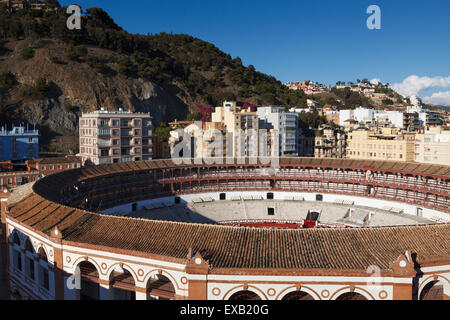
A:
[339,107,427,130]
[257,106,299,156]
[79,108,152,165]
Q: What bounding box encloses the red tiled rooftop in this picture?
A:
[5,158,450,273]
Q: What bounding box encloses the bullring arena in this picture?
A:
[1,157,449,300]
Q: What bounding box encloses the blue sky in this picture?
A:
[60,0,450,104]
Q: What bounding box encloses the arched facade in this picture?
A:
[224,286,266,301]
[1,158,449,300]
[418,275,450,300]
[276,286,321,300]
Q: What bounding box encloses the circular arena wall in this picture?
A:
[1,157,449,300]
[101,191,447,226]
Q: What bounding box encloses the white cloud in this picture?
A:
[422,91,450,106]
[370,78,381,85]
[390,75,450,97]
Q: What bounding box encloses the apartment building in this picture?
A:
[425,112,444,126]
[298,129,315,157]
[403,113,421,131]
[415,126,450,166]
[79,109,152,165]
[347,127,415,162]
[169,121,228,159]
[152,135,171,159]
[314,125,347,158]
[211,101,260,157]
[257,106,299,156]
[0,126,39,161]
[324,109,340,125]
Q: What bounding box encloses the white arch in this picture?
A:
[142,269,180,297]
[418,276,450,299]
[9,228,22,247]
[105,263,139,285]
[223,285,267,300]
[71,256,102,277]
[277,286,320,300]
[331,287,374,300]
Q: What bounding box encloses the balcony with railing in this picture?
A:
[98,129,111,137]
[97,140,111,147]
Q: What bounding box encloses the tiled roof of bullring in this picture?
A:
[7,193,450,270]
[5,158,450,271]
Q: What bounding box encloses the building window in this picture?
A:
[16,251,22,271]
[27,258,35,280]
[42,268,49,290]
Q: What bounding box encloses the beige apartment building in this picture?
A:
[79,109,152,165]
[347,127,415,162]
[415,126,450,166]
[169,121,228,159]
[314,125,347,158]
[211,101,260,157]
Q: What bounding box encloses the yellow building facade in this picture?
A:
[347,127,415,162]
[415,126,450,166]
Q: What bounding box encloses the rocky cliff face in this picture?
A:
[0,39,190,152]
